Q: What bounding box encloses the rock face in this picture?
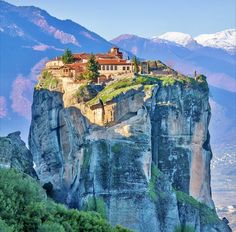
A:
[29,80,231,232]
[0,131,37,177]
[150,84,214,208]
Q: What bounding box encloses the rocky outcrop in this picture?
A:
[0,131,37,177]
[29,79,231,232]
[150,83,214,208]
[29,90,89,202]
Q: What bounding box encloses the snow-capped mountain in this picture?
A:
[195,29,236,54]
[150,30,236,54]
[152,32,201,50]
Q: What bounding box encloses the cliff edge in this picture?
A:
[29,73,231,232]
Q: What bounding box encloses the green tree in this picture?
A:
[62,49,74,64]
[84,54,100,81]
[132,56,139,74]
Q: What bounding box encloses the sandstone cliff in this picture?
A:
[0,131,37,178]
[29,74,231,232]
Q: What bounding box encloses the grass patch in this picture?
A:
[86,73,208,106]
[175,191,219,224]
[87,78,142,105]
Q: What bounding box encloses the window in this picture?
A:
[102,65,105,70]
[106,65,109,70]
[110,65,113,70]
[114,65,117,70]
[127,66,130,71]
[123,66,126,71]
[99,65,101,70]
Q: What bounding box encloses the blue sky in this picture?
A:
[5,0,236,40]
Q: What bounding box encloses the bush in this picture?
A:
[0,168,132,232]
[38,222,65,232]
[0,218,14,232]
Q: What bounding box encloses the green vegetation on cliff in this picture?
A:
[148,164,162,202]
[87,78,142,105]
[87,74,207,106]
[0,169,132,232]
[176,190,219,224]
[174,224,195,232]
[36,71,58,90]
[84,196,107,219]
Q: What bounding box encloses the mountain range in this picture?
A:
[0,0,236,157]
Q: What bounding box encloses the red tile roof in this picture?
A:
[98,59,131,65]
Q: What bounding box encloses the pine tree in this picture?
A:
[84,54,100,81]
[132,56,139,74]
[62,49,74,64]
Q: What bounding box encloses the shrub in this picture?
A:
[0,218,14,232]
[0,168,132,232]
[38,222,65,232]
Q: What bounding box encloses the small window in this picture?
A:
[114,65,117,70]
[110,65,113,70]
[123,66,126,71]
[98,65,101,70]
[127,66,130,71]
[106,65,109,70]
[102,65,105,70]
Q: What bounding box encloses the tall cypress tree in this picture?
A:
[84,54,100,81]
[132,56,139,74]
